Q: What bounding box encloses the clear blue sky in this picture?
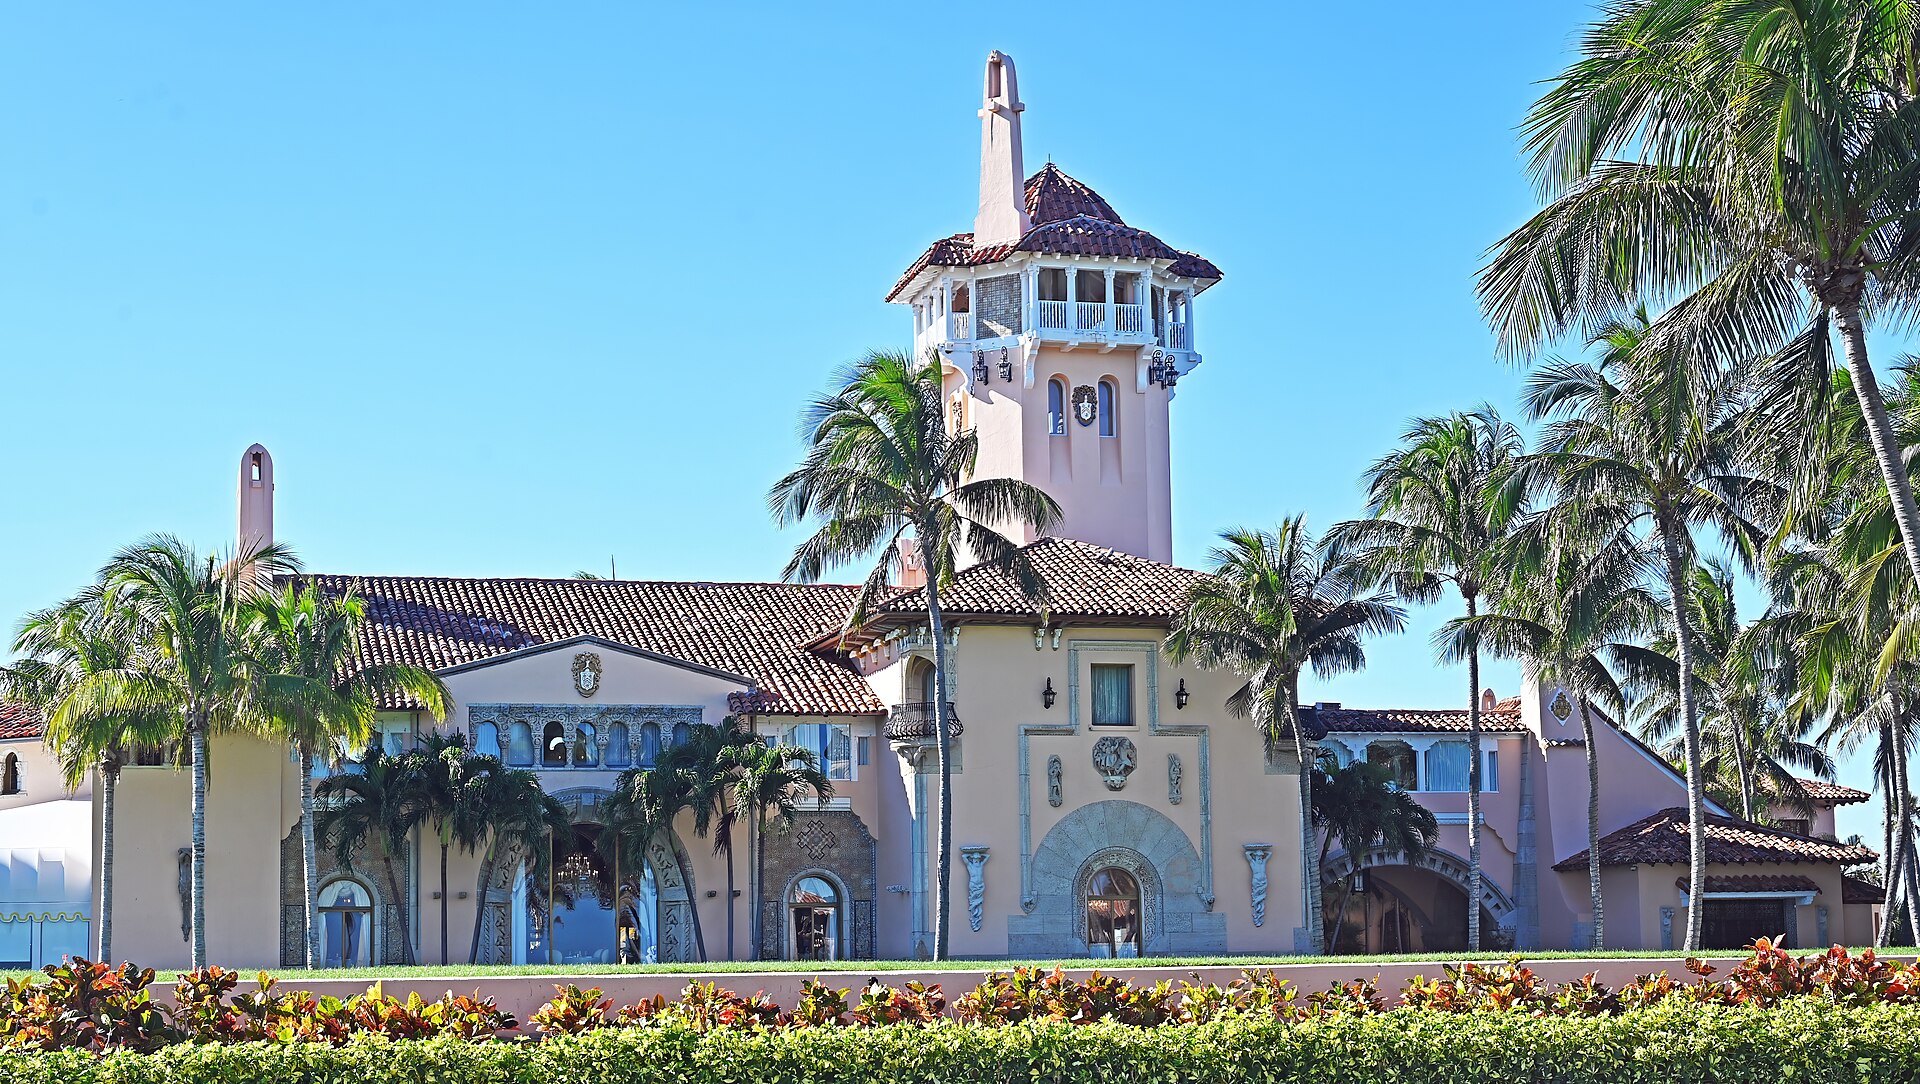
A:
[0,3,1884,840]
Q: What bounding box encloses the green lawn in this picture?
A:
[13,947,1875,985]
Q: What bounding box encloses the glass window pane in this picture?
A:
[1049,380,1066,436]
[543,722,568,767]
[573,722,599,767]
[1484,748,1499,792]
[507,722,534,766]
[639,723,661,767]
[1091,664,1133,726]
[473,722,499,760]
[1423,742,1471,792]
[1098,381,1116,437]
[605,723,631,768]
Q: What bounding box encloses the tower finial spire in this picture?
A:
[237,443,274,552]
[973,50,1032,247]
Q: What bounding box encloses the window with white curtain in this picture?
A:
[1091,664,1134,726]
[1484,748,1499,792]
[1422,741,1472,792]
[782,723,854,781]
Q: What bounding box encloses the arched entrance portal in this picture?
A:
[475,787,699,965]
[1321,846,1518,954]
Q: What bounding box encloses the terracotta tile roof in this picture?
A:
[1845,875,1886,904]
[304,574,883,716]
[0,701,44,741]
[1025,163,1122,226]
[1675,874,1822,894]
[867,537,1202,626]
[1554,808,1876,870]
[1308,705,1527,736]
[1791,777,1873,805]
[1493,696,1523,711]
[886,166,1219,301]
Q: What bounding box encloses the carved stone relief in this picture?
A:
[961,846,990,932]
[1046,755,1063,807]
[1168,754,1183,805]
[1243,843,1273,928]
[1092,736,1137,791]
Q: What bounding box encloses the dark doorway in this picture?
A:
[1701,899,1793,950]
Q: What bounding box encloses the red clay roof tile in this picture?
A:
[1554,808,1875,870]
[0,701,43,741]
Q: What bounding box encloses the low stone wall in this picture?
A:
[194,955,1861,1027]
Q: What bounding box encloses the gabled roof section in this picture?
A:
[433,633,757,687]
[1311,705,1527,736]
[858,537,1203,633]
[886,165,1220,302]
[304,574,883,716]
[1025,163,1122,226]
[1553,807,1876,870]
[1788,777,1872,805]
[0,702,43,742]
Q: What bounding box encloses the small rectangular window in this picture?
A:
[1091,664,1134,727]
[857,736,871,767]
[1484,748,1499,792]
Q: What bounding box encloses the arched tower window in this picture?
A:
[1097,379,1117,438]
[1048,379,1066,436]
[542,721,567,767]
[1086,867,1140,958]
[0,753,19,796]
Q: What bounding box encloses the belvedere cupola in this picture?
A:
[887,51,1221,564]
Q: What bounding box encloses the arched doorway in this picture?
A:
[476,787,698,965]
[1321,845,1517,953]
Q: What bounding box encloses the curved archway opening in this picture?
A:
[1320,848,1515,954]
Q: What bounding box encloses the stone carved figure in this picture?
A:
[1046,755,1063,807]
[1091,736,1137,791]
[1168,754,1183,805]
[960,846,990,932]
[1244,844,1273,928]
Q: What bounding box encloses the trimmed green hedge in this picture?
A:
[4,1001,1920,1084]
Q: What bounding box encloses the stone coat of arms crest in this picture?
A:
[1091,735,1137,791]
[1071,384,1098,427]
[572,652,602,698]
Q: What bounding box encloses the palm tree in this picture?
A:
[661,717,759,960]
[315,744,419,965]
[602,763,710,962]
[464,766,568,964]
[1516,312,1770,949]
[1166,518,1405,954]
[1311,753,1440,953]
[728,739,831,959]
[1480,0,1920,594]
[248,580,450,968]
[2,589,174,964]
[768,349,1059,960]
[401,733,494,965]
[59,534,298,969]
[1445,516,1658,950]
[1332,407,1526,949]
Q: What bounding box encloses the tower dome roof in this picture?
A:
[1024,164,1123,226]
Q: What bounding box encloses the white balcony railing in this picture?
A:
[1038,299,1069,330]
[949,312,972,340]
[1165,323,1190,349]
[1075,301,1104,331]
[1114,303,1144,335]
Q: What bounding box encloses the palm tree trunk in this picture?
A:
[99,760,118,964]
[1880,719,1902,948]
[439,839,450,965]
[1898,733,1920,944]
[1729,718,1754,822]
[1465,593,1483,952]
[1580,696,1603,949]
[300,748,321,968]
[382,854,415,966]
[467,843,495,965]
[189,710,208,970]
[1835,300,1920,589]
[1285,680,1324,954]
[927,575,955,961]
[755,810,768,959]
[1656,516,1706,951]
[724,834,738,961]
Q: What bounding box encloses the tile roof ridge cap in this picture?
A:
[307,571,866,590]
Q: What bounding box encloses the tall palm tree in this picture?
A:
[1516,312,1771,949]
[247,580,450,968]
[1480,0,1920,593]
[768,348,1059,960]
[315,744,419,965]
[661,717,759,960]
[1166,518,1405,954]
[58,534,298,969]
[401,733,494,965]
[1311,753,1440,953]
[2,589,174,964]
[602,763,709,962]
[1332,406,1526,949]
[1445,516,1658,950]
[728,739,831,960]
[464,765,568,964]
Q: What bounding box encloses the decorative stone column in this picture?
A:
[1244,844,1273,928]
[960,846,990,933]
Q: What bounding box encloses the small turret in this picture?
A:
[237,444,274,552]
[974,51,1032,248]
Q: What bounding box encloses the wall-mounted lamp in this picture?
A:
[1175,679,1190,710]
[1042,678,1057,710]
[972,355,989,384]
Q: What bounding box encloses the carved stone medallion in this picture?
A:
[1091,735,1137,791]
[572,652,602,698]
[1549,689,1572,722]
[1071,384,1098,427]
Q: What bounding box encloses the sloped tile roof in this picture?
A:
[1554,808,1876,870]
[1845,875,1886,904]
[305,574,883,716]
[886,166,1219,301]
[869,537,1202,625]
[0,701,44,741]
[1792,777,1873,805]
[1676,874,1822,894]
[1309,705,1527,736]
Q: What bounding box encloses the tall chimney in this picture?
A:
[973,50,1032,248]
[237,443,274,552]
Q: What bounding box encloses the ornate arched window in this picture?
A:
[572,722,599,768]
[0,753,18,796]
[473,721,500,761]
[506,722,535,767]
[788,874,841,961]
[638,723,662,768]
[318,878,375,968]
[605,722,631,768]
[1048,379,1067,436]
[1097,379,1117,438]
[541,721,568,767]
[1086,867,1140,958]
[1367,740,1418,791]
[671,721,691,750]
